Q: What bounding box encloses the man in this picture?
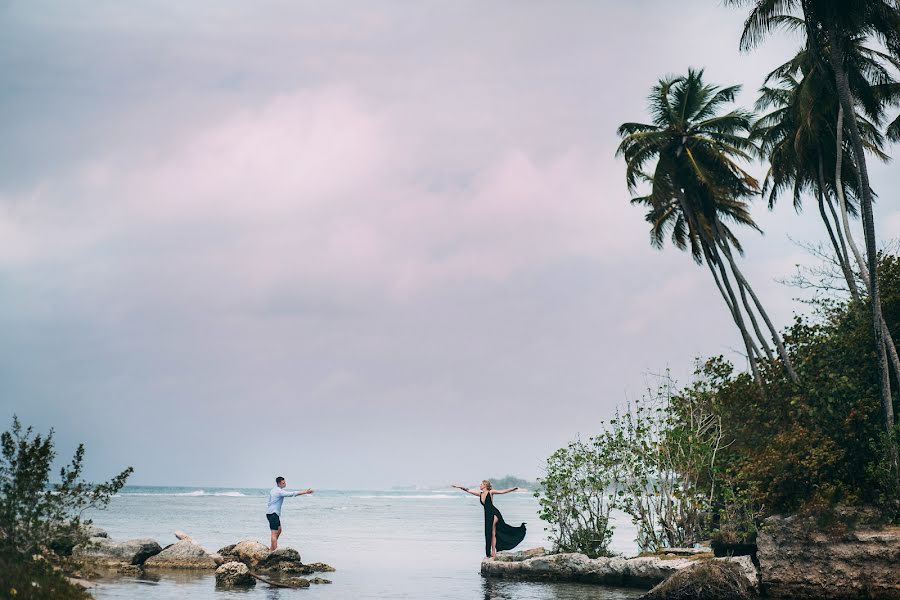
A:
[266,476,313,551]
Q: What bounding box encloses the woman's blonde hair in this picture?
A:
[482,480,492,490]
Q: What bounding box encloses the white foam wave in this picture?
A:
[354,494,460,499]
[119,490,247,497]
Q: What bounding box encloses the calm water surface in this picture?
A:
[87,487,642,600]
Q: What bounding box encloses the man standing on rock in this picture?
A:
[266,476,313,551]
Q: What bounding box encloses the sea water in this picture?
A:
[87,486,643,599]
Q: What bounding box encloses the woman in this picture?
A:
[453,480,526,557]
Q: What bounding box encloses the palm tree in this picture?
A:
[754,49,900,388]
[617,69,799,387]
[728,0,900,492]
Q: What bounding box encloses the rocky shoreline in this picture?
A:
[72,528,335,590]
[482,509,900,599]
[481,547,757,591]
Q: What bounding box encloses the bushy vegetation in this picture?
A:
[537,254,899,555]
[0,416,132,598]
[539,0,900,557]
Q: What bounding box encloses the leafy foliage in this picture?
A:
[536,437,620,557]
[0,416,132,558]
[0,416,132,598]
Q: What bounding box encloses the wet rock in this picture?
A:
[73,538,162,567]
[143,540,218,570]
[215,561,255,587]
[482,549,752,590]
[218,540,271,568]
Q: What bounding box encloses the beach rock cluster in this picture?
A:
[74,530,335,581]
[757,509,900,599]
[216,540,334,574]
[482,547,756,591]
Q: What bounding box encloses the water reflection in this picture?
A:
[481,578,645,600]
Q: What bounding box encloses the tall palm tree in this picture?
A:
[617,69,799,386]
[754,50,900,386]
[728,0,900,491]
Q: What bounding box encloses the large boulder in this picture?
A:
[482,551,692,587]
[641,557,758,600]
[215,561,255,587]
[218,540,270,568]
[143,540,218,570]
[757,510,900,599]
[255,548,335,575]
[73,538,162,567]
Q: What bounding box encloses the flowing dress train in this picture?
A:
[480,492,526,557]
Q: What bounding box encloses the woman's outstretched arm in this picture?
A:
[452,485,480,496]
[492,487,519,495]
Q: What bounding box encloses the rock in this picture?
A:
[116,565,143,576]
[143,540,218,570]
[254,547,335,574]
[215,561,255,587]
[256,546,299,568]
[483,551,686,586]
[300,561,335,573]
[73,538,162,567]
[494,547,547,562]
[308,577,332,584]
[284,577,311,588]
[641,558,758,600]
[757,510,900,599]
[84,525,109,539]
[481,550,752,589]
[218,540,271,568]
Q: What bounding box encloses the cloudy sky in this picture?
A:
[1,1,898,489]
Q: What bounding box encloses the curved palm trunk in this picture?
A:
[829,31,897,486]
[676,190,764,387]
[711,247,764,386]
[706,255,766,364]
[817,155,859,301]
[714,222,799,383]
[737,277,776,362]
[833,107,900,388]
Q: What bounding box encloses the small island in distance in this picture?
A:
[390,475,537,492]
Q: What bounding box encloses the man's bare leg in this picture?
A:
[270,526,282,551]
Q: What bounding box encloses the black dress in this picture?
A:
[480,492,526,557]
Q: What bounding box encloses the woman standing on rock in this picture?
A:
[453,480,526,558]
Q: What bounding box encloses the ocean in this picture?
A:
[86,486,643,599]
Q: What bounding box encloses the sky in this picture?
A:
[0,1,898,490]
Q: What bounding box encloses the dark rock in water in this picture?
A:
[308,577,332,584]
[73,538,163,567]
[143,540,218,570]
[215,561,255,587]
[301,561,335,573]
[284,577,311,588]
[757,509,900,599]
[641,559,757,600]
